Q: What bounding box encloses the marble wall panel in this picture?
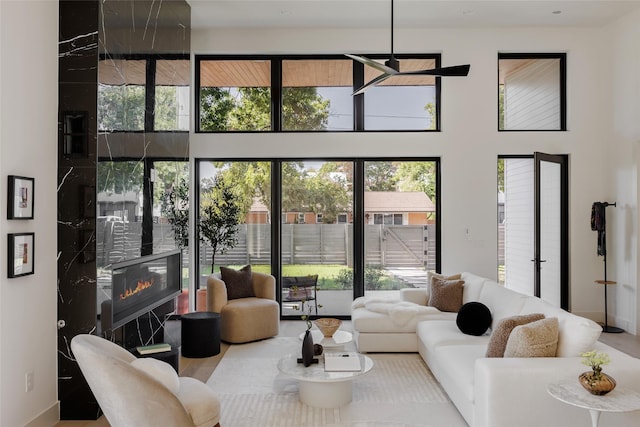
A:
[58,1,100,418]
[58,0,190,419]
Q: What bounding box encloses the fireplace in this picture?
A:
[107,249,182,330]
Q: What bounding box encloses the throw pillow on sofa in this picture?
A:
[486,313,545,357]
[428,277,465,312]
[504,317,559,358]
[220,265,255,300]
[427,271,462,284]
[456,302,492,336]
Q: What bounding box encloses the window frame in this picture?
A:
[98,53,190,134]
[193,157,441,319]
[195,54,443,133]
[497,52,567,132]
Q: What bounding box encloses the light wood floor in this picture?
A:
[55,321,640,427]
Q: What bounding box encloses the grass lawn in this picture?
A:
[199,264,407,291]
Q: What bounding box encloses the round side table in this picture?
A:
[548,380,640,427]
[181,312,221,358]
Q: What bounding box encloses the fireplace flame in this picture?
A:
[119,277,154,300]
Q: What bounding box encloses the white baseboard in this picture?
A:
[24,401,59,427]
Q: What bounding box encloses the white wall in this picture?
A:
[0,1,59,426]
[607,9,640,335]
[190,24,624,327]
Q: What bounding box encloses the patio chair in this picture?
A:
[282,274,319,314]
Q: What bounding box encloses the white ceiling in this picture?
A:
[188,0,640,30]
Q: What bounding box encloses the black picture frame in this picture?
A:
[7,175,34,219]
[8,232,35,278]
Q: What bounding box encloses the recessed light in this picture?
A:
[461,9,475,16]
[552,10,562,15]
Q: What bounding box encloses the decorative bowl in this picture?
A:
[315,318,342,337]
[579,371,616,396]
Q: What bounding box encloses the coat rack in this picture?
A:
[591,201,623,333]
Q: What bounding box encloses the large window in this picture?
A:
[195,158,440,318]
[196,161,272,285]
[154,60,190,131]
[99,59,146,131]
[196,54,442,132]
[364,160,438,293]
[282,59,353,131]
[364,58,438,130]
[498,53,566,131]
[98,55,190,132]
[198,59,272,131]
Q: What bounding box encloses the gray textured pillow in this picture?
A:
[220,265,254,300]
[504,317,559,358]
[428,277,464,312]
[486,313,545,357]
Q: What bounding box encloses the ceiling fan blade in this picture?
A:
[352,73,393,96]
[345,54,398,76]
[398,64,471,77]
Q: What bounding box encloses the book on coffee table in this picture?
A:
[136,343,171,355]
[324,352,362,372]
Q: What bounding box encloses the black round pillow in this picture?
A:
[456,302,492,336]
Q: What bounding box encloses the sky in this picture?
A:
[318,85,435,131]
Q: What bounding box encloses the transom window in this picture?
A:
[498,53,566,131]
[98,56,189,132]
[196,54,442,132]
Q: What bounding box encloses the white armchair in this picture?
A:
[71,334,221,427]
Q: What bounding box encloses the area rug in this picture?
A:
[206,337,467,427]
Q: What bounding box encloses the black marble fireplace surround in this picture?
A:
[58,0,190,419]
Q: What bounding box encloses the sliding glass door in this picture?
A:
[280,161,353,316]
[196,160,272,286]
[195,158,440,318]
[364,160,438,295]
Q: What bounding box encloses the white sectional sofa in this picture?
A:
[351,272,640,427]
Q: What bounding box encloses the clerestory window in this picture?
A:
[196,54,442,132]
[498,53,566,131]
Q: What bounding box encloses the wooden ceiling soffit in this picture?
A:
[99,59,190,86]
[200,58,437,88]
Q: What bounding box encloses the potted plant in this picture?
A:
[579,350,616,395]
[199,175,242,274]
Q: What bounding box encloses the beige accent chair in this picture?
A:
[206,271,279,344]
[71,334,221,427]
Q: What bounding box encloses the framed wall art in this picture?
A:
[7,175,34,219]
[8,232,34,278]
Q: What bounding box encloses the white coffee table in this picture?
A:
[547,380,640,427]
[277,353,373,408]
[298,329,353,349]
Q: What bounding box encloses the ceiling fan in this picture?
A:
[346,0,470,96]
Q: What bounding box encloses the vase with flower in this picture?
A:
[579,350,616,395]
[294,290,318,366]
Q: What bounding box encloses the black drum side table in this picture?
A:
[181,312,221,358]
